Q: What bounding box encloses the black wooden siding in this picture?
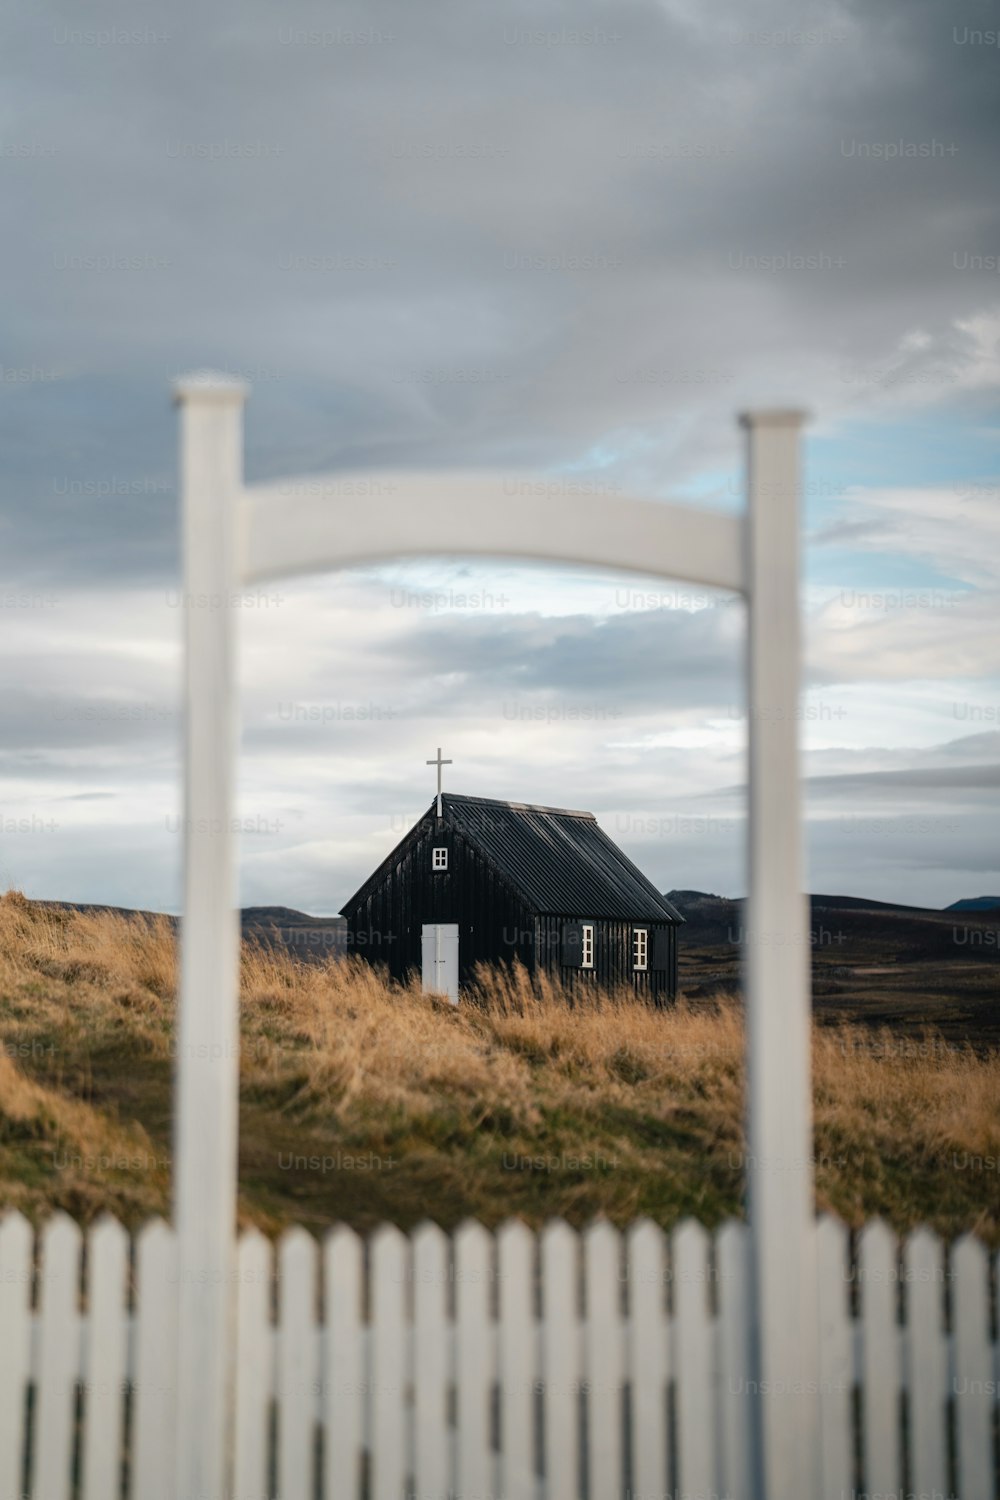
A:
[535,915,676,1005]
[345,831,677,1004]
[344,815,537,985]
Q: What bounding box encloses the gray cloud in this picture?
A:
[1,0,997,908]
[5,0,1000,582]
[804,761,1000,797]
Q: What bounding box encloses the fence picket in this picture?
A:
[858,1218,900,1495]
[34,1215,82,1500]
[131,1218,177,1500]
[715,1219,753,1498]
[234,1229,273,1500]
[673,1218,715,1500]
[905,1229,948,1499]
[2,1207,998,1500]
[626,1219,668,1500]
[497,1219,536,1500]
[455,1219,494,1499]
[816,1215,852,1500]
[952,1235,992,1500]
[412,1222,449,1499]
[370,1224,408,1500]
[541,1220,579,1500]
[81,1216,128,1500]
[324,1226,363,1500]
[277,1228,318,1500]
[0,1211,33,1500]
[584,1220,623,1500]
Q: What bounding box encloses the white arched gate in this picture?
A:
[172,373,816,1500]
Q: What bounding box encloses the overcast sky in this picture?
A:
[2,0,998,913]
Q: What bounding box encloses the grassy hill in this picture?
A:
[1,890,998,1243]
[41,899,347,958]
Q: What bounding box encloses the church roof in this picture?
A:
[433,793,683,922]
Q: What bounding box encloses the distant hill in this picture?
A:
[667,889,946,923]
[945,896,1000,913]
[665,889,1000,1045]
[240,906,346,959]
[664,889,1000,954]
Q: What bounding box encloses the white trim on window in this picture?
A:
[633,927,648,971]
[432,846,448,870]
[581,923,594,969]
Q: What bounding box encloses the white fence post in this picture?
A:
[172,372,248,1500]
[741,409,819,1500]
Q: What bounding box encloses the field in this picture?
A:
[1,890,999,1244]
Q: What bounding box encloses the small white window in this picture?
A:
[633,928,648,971]
[432,846,448,871]
[581,923,594,969]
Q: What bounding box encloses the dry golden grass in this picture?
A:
[1,889,998,1240]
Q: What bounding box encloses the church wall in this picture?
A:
[343,810,678,1003]
[343,814,536,985]
[535,915,676,1005]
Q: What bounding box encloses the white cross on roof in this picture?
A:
[426,747,452,817]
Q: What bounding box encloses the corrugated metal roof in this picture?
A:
[442,794,683,922]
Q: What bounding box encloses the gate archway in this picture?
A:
[172,372,815,1500]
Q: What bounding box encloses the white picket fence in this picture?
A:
[0,1209,997,1500]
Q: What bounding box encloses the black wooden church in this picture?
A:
[341,768,683,1003]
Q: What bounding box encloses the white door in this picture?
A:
[421,923,459,1003]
